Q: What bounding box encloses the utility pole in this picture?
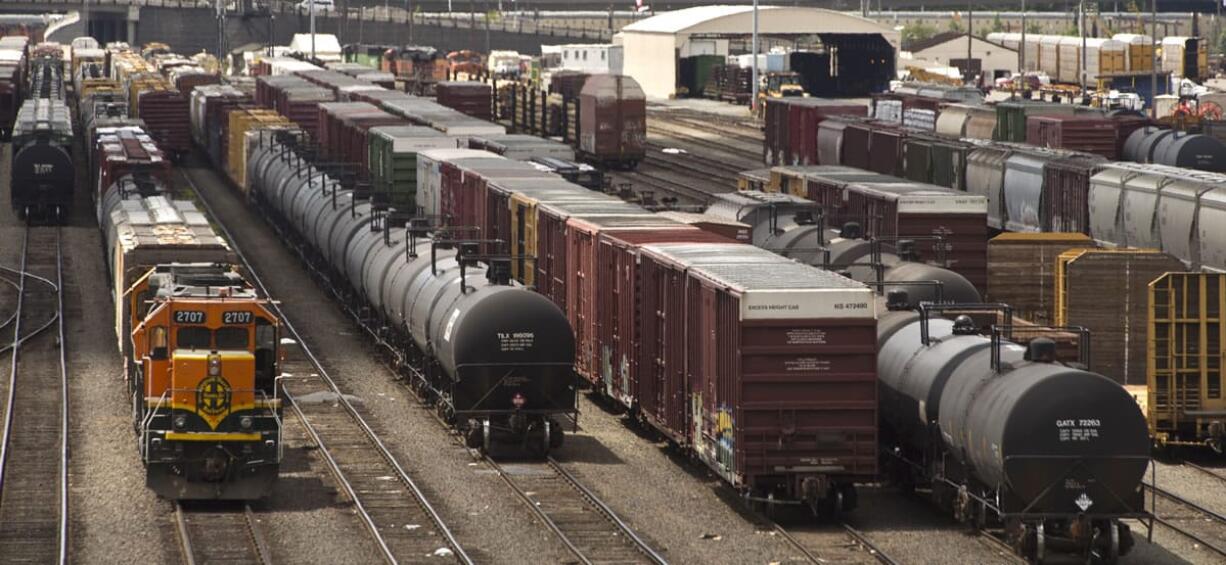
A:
[751,0,759,113]
[967,5,973,86]
[310,0,317,61]
[1080,0,1087,93]
[1020,0,1027,74]
[1150,0,1156,118]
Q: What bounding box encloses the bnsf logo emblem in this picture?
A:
[33,163,54,175]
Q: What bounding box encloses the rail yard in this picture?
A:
[2,4,1226,565]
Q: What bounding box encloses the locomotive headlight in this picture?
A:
[174,415,188,429]
[512,392,526,408]
[240,416,253,430]
[208,356,221,376]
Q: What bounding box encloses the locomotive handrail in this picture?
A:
[917,302,1012,346]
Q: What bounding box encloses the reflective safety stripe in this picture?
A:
[164,432,262,442]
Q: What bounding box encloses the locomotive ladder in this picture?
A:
[182,167,473,565]
[0,226,68,564]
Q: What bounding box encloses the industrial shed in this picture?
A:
[618,5,900,99]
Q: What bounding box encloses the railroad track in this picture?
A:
[490,457,667,565]
[1183,460,1226,484]
[773,521,896,564]
[175,503,271,564]
[1145,480,1226,558]
[647,115,764,158]
[0,226,68,563]
[184,162,669,564]
[182,168,474,565]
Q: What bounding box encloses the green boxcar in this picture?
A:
[994,101,1077,143]
[368,125,461,212]
[929,139,971,192]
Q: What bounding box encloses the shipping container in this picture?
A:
[986,232,1097,325]
[1056,248,1184,385]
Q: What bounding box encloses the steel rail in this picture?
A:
[0,226,67,564]
[181,167,473,565]
[175,503,272,565]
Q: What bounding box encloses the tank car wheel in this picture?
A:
[524,419,552,458]
[1092,522,1120,565]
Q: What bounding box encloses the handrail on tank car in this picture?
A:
[989,324,1092,372]
[917,302,1013,347]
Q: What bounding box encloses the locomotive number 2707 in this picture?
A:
[173,310,206,324]
[223,311,253,324]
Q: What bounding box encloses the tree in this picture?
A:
[948,19,964,33]
[902,22,938,45]
[991,13,1005,34]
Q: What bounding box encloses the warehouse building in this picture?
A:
[617,5,900,99]
[904,31,1018,85]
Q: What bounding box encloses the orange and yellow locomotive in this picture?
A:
[127,263,282,499]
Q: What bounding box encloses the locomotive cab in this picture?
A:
[128,263,282,500]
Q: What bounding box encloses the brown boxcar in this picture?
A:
[800,168,907,226]
[835,180,990,291]
[439,159,555,231]
[593,229,732,405]
[565,214,694,382]
[1042,154,1105,233]
[317,102,375,160]
[1026,115,1120,159]
[867,126,906,177]
[638,243,878,507]
[840,122,873,170]
[483,177,598,255]
[780,98,866,166]
[536,200,650,315]
[436,81,493,120]
[134,87,191,158]
[578,74,646,168]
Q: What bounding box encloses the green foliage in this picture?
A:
[1026,22,1043,34]
[902,22,938,45]
[991,13,1005,34]
[948,19,964,33]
